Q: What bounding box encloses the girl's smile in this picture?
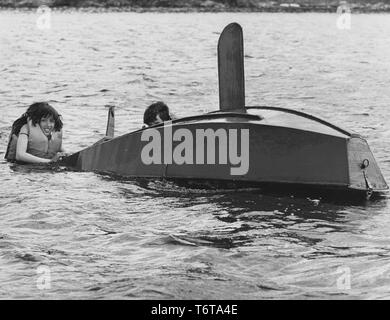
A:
[40,116,55,137]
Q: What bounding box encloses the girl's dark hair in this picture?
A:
[12,102,63,136]
[143,101,171,126]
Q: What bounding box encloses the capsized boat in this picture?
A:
[62,23,388,199]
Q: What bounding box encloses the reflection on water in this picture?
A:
[0,11,389,299]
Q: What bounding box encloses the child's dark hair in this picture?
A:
[143,101,171,126]
[12,102,63,136]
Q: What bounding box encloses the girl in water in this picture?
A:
[5,102,65,164]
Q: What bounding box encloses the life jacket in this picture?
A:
[5,119,62,161]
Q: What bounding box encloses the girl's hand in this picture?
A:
[51,152,68,162]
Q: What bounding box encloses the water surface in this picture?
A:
[0,11,389,299]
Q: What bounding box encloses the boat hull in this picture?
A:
[63,110,388,196]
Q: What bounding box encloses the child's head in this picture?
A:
[11,102,63,137]
[143,101,171,126]
[26,102,63,132]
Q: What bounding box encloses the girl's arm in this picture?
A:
[59,131,65,153]
[16,134,51,164]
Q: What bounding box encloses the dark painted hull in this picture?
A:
[62,107,388,197]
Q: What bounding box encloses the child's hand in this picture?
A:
[51,152,68,162]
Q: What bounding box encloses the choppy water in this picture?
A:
[0,11,390,299]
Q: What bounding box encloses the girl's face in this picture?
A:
[39,115,55,136]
